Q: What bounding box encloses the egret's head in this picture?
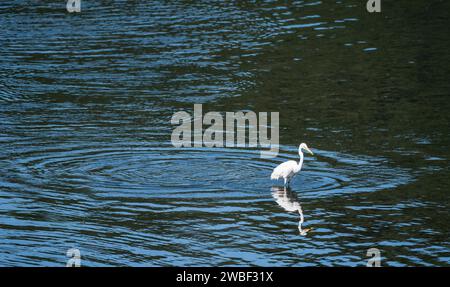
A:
[299,143,314,155]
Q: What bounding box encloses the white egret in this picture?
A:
[270,143,314,187]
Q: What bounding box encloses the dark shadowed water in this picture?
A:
[0,0,449,266]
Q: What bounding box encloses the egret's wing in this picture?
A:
[271,160,297,179]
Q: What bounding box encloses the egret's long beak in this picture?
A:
[305,147,314,155]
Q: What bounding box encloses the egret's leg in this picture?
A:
[284,178,287,186]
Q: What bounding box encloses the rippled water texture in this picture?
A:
[0,1,449,266]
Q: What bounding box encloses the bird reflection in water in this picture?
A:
[271,186,312,236]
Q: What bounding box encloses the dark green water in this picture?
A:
[0,0,449,266]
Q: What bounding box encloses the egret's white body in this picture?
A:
[271,143,313,187]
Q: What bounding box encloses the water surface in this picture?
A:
[0,0,449,266]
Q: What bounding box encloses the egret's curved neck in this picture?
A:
[297,151,304,172]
